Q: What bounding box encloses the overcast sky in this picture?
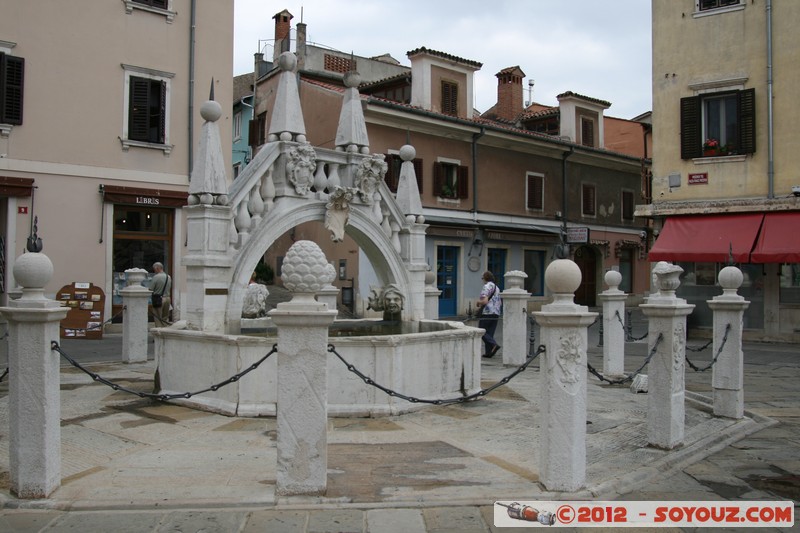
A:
[233,0,652,120]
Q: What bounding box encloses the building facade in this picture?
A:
[0,0,234,324]
[643,0,800,340]
[249,10,652,317]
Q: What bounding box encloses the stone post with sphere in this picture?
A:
[121,267,151,363]
[0,228,69,498]
[708,266,750,419]
[598,269,628,379]
[500,270,530,366]
[639,262,694,449]
[532,258,597,491]
[269,240,338,496]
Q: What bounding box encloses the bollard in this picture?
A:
[501,271,531,366]
[0,251,69,498]
[269,241,337,496]
[707,266,750,419]
[598,270,627,379]
[639,263,694,449]
[532,259,597,491]
[121,268,151,363]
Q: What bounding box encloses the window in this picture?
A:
[249,111,267,150]
[122,65,173,153]
[622,190,635,221]
[581,183,596,217]
[681,89,755,159]
[133,0,168,7]
[433,161,468,199]
[233,110,242,141]
[123,0,175,22]
[384,153,423,194]
[129,77,165,144]
[526,172,544,211]
[441,81,458,116]
[697,0,741,11]
[523,250,545,296]
[580,117,595,147]
[780,264,800,304]
[0,52,24,125]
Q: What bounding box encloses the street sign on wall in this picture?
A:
[566,227,590,244]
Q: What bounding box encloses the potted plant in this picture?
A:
[703,138,720,156]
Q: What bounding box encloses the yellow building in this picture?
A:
[0,0,234,324]
[642,0,800,340]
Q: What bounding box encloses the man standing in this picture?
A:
[476,271,501,358]
[150,262,172,326]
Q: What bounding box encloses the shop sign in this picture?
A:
[567,227,590,244]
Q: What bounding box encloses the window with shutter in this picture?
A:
[441,81,458,116]
[526,173,544,210]
[133,0,168,8]
[0,53,24,125]
[580,117,594,147]
[128,76,165,144]
[433,161,464,199]
[582,183,596,217]
[622,190,634,221]
[681,88,755,159]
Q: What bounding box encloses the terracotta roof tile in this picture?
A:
[406,47,482,69]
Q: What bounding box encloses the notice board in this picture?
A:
[57,282,105,339]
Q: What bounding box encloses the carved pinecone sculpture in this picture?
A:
[280,240,336,293]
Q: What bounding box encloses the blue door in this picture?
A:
[487,248,507,290]
[437,246,458,317]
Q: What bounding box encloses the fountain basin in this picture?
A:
[153,319,483,417]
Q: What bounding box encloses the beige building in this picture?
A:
[250,10,652,318]
[643,0,800,340]
[0,0,234,324]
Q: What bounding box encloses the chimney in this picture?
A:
[495,66,525,121]
[273,9,293,62]
[296,21,307,69]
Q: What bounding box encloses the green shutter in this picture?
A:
[0,54,24,125]
[413,158,423,195]
[738,88,756,154]
[129,77,150,141]
[384,153,398,192]
[680,95,701,159]
[433,162,444,196]
[457,165,469,199]
[158,80,166,144]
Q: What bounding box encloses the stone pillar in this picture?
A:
[424,268,441,319]
[121,268,151,363]
[598,270,627,379]
[639,262,694,449]
[316,283,340,315]
[708,266,750,419]
[532,259,597,491]
[0,252,69,498]
[269,241,337,496]
[501,270,530,366]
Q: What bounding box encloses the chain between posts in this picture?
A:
[329,343,545,405]
[685,323,730,372]
[50,341,277,401]
[614,309,648,341]
[587,332,663,385]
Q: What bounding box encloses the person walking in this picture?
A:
[150,262,172,326]
[476,270,502,358]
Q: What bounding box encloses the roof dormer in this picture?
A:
[407,47,482,119]
[556,91,611,148]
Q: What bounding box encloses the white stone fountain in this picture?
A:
[153,54,483,416]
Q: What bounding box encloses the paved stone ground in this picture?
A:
[0,313,797,531]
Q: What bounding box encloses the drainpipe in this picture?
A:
[188,0,197,177]
[558,148,574,258]
[766,0,774,199]
[471,127,485,220]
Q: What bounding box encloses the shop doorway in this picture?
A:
[574,245,597,307]
[437,245,459,317]
[111,206,174,320]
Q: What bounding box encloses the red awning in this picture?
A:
[751,212,800,263]
[649,213,764,263]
